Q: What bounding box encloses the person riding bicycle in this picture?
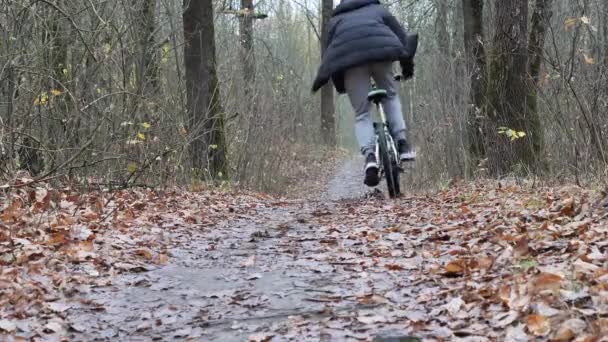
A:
[312,0,417,187]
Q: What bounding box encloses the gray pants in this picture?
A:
[344,61,407,156]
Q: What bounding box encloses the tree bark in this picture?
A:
[486,0,544,175]
[436,0,450,58]
[462,0,486,162]
[528,0,552,88]
[183,0,228,179]
[139,0,159,97]
[240,0,255,92]
[320,0,336,147]
[527,0,552,170]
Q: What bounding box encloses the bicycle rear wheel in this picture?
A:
[377,126,400,198]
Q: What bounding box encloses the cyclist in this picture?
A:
[312,0,417,187]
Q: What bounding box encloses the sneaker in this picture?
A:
[363,154,380,187]
[398,139,416,161]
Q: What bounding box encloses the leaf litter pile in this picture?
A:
[1,180,608,340]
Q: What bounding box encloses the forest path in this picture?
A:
[3,159,606,341]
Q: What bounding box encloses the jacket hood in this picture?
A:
[333,0,380,16]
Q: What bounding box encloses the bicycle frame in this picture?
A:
[374,102,400,165]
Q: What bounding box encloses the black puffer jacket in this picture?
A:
[312,0,415,93]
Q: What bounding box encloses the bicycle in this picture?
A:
[367,75,406,198]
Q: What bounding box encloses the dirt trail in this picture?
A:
[65,157,416,341]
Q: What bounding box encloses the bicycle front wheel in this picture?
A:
[377,126,400,198]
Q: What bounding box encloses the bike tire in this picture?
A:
[377,126,400,198]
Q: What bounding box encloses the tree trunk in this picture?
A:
[528,0,552,88]
[240,0,255,93]
[486,0,544,175]
[527,0,552,170]
[139,0,159,98]
[183,0,228,179]
[436,0,450,58]
[43,2,73,172]
[603,0,608,66]
[462,0,486,162]
[320,0,336,147]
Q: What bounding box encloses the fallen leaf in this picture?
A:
[44,321,63,333]
[47,302,72,313]
[514,235,530,257]
[135,248,153,260]
[527,314,550,336]
[384,263,404,271]
[444,259,466,275]
[0,319,16,333]
[506,324,529,341]
[573,258,600,275]
[553,319,586,341]
[158,253,169,265]
[533,272,562,293]
[445,296,465,317]
[535,302,560,317]
[357,315,387,324]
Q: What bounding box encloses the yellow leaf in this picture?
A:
[137,132,145,140]
[34,92,49,106]
[50,89,62,96]
[583,53,595,65]
[127,162,138,174]
[62,68,68,76]
[564,17,577,30]
[141,122,151,129]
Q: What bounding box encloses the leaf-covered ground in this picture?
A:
[1,177,608,341]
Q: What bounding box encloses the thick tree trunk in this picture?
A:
[486,0,544,175]
[462,0,486,162]
[527,0,552,170]
[528,0,552,87]
[320,0,336,147]
[183,0,228,179]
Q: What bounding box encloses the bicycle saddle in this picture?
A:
[367,88,388,104]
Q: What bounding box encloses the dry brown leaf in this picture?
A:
[445,259,466,275]
[135,248,153,260]
[477,256,494,270]
[553,319,586,341]
[527,314,550,336]
[158,254,169,265]
[533,272,563,293]
[385,263,404,271]
[560,198,576,217]
[514,235,530,257]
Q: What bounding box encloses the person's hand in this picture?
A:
[401,58,414,80]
